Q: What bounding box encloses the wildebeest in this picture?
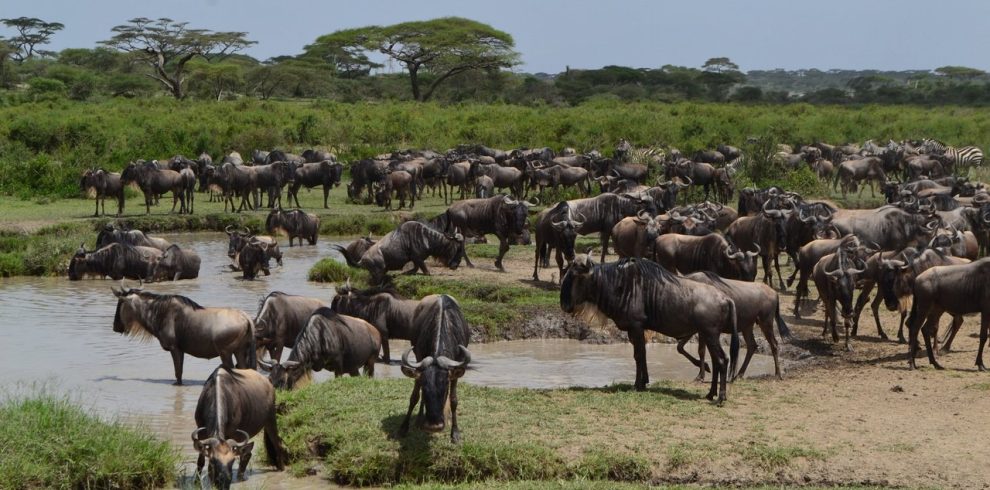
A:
[439,195,535,270]
[653,233,758,281]
[331,235,376,268]
[560,255,740,402]
[906,258,990,370]
[611,211,663,259]
[151,244,200,281]
[877,248,969,343]
[829,205,939,251]
[111,288,256,384]
[253,291,329,362]
[833,156,887,197]
[812,249,867,350]
[96,225,172,251]
[225,226,283,267]
[217,162,260,212]
[120,161,189,214]
[789,235,858,318]
[80,168,124,216]
[398,294,472,442]
[266,208,319,247]
[359,220,465,285]
[331,284,420,362]
[348,159,389,203]
[192,367,288,489]
[683,272,789,380]
[288,160,343,208]
[68,243,162,281]
[301,149,335,163]
[254,161,294,209]
[375,170,416,210]
[260,308,381,388]
[566,192,654,263]
[238,240,273,280]
[532,201,584,281]
[726,202,789,288]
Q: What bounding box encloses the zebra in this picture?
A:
[920,138,947,155]
[944,146,985,174]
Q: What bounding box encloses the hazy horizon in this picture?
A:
[3,0,987,74]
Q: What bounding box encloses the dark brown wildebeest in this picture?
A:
[654,233,759,281]
[444,160,472,202]
[68,243,162,281]
[789,235,858,318]
[833,156,887,198]
[120,161,189,214]
[611,211,663,259]
[217,162,259,212]
[829,205,940,252]
[331,235,376,268]
[331,283,420,362]
[474,174,495,198]
[253,291,329,362]
[375,169,416,210]
[812,249,867,350]
[260,308,380,389]
[225,226,283,267]
[906,258,990,370]
[358,220,465,285]
[877,248,969,344]
[80,168,124,216]
[254,160,294,209]
[726,201,789,289]
[287,160,343,208]
[151,244,200,281]
[683,271,789,380]
[301,148,335,163]
[560,255,740,402]
[111,288,256,384]
[238,241,273,280]
[566,192,654,263]
[347,159,389,203]
[532,201,584,281]
[96,225,171,251]
[192,367,288,489]
[398,294,473,443]
[266,208,320,246]
[438,195,535,270]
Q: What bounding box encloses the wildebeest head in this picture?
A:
[239,241,270,280]
[68,243,91,280]
[441,229,466,270]
[559,253,608,326]
[723,240,760,281]
[191,427,252,490]
[826,253,867,327]
[225,226,249,258]
[110,285,149,336]
[499,195,535,237]
[879,253,915,312]
[761,200,789,247]
[260,359,309,390]
[551,207,585,262]
[400,345,471,432]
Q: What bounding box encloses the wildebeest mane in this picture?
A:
[284,308,341,382]
[563,258,681,328]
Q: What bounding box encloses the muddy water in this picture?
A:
[0,232,772,487]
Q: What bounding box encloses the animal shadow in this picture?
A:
[93,375,205,386]
[566,383,702,401]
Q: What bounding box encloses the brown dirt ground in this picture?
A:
[425,247,990,488]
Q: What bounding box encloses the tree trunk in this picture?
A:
[407,63,422,101]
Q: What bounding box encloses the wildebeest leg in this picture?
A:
[238,447,252,481]
[398,379,422,437]
[920,311,945,370]
[852,284,875,336]
[773,255,785,290]
[495,238,509,271]
[629,328,649,390]
[170,349,184,385]
[873,296,889,341]
[220,352,235,370]
[675,337,706,381]
[196,452,205,475]
[599,232,610,264]
[701,331,726,402]
[532,244,542,281]
[761,255,772,286]
[170,191,180,213]
[694,341,707,382]
[939,315,964,353]
[363,355,375,377]
[736,325,759,380]
[977,313,990,372]
[555,248,566,282]
[145,191,152,214]
[450,377,461,443]
[897,312,908,344]
[94,194,100,217]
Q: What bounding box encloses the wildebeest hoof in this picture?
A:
[933,363,945,370]
[173,380,183,386]
[694,375,705,383]
[451,431,461,444]
[978,364,987,372]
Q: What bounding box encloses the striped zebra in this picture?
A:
[920,138,947,155]
[944,146,985,172]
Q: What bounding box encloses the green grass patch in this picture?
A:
[309,257,369,284]
[740,440,825,470]
[0,395,179,489]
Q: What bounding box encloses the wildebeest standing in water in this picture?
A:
[238,240,273,280]
[96,225,172,251]
[330,283,420,362]
[560,255,740,402]
[111,288,256,384]
[192,367,288,489]
[151,244,200,281]
[331,235,376,268]
[253,291,329,362]
[266,208,320,246]
[68,243,162,281]
[399,294,472,442]
[80,168,124,216]
[225,226,283,268]
[260,308,381,389]
[359,220,465,285]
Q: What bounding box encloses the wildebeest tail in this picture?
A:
[245,320,258,369]
[775,299,792,340]
[332,244,362,268]
[728,301,740,380]
[410,175,417,201]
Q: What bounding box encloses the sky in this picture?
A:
[2,0,988,74]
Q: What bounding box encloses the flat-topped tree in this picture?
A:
[100,17,254,99]
[1,16,64,63]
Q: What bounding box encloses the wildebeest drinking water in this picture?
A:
[359,220,466,285]
[560,255,740,403]
[192,367,288,489]
[111,287,256,384]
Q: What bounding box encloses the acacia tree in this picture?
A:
[100,17,254,99]
[1,17,64,63]
[311,17,519,101]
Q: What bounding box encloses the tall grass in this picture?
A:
[4,98,990,198]
[0,395,179,489]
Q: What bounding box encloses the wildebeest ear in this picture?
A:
[449,367,466,379]
[234,440,255,456]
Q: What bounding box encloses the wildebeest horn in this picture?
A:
[436,345,472,369]
[677,176,692,188]
[224,225,235,235]
[670,210,687,222]
[724,247,745,260]
[762,200,783,218]
[637,209,652,221]
[798,207,815,223]
[191,427,208,443]
[502,195,516,205]
[746,243,761,258]
[258,359,275,370]
[523,197,539,207]
[228,429,250,451]
[401,348,434,370]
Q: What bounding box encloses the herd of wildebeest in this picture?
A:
[71,136,990,488]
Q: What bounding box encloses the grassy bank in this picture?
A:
[276,377,827,487]
[0,395,178,489]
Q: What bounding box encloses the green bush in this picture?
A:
[308,257,368,283]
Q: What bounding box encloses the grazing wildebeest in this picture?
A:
[192,367,288,489]
[726,202,788,289]
[80,168,124,216]
[151,244,200,281]
[812,249,867,350]
[225,226,283,267]
[96,225,172,251]
[331,235,376,268]
[120,161,188,214]
[906,258,990,370]
[266,208,320,246]
[611,211,663,259]
[111,288,256,384]
[68,243,162,281]
[331,283,420,362]
[653,233,759,281]
[683,272,789,380]
[375,170,416,210]
[253,292,329,362]
[566,192,654,263]
[260,308,381,388]
[440,195,535,270]
[238,240,273,280]
[560,255,740,402]
[359,220,465,285]
[398,294,473,442]
[288,160,343,208]
[532,201,584,281]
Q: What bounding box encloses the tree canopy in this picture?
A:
[1,16,64,62]
[309,17,519,101]
[100,17,255,99]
